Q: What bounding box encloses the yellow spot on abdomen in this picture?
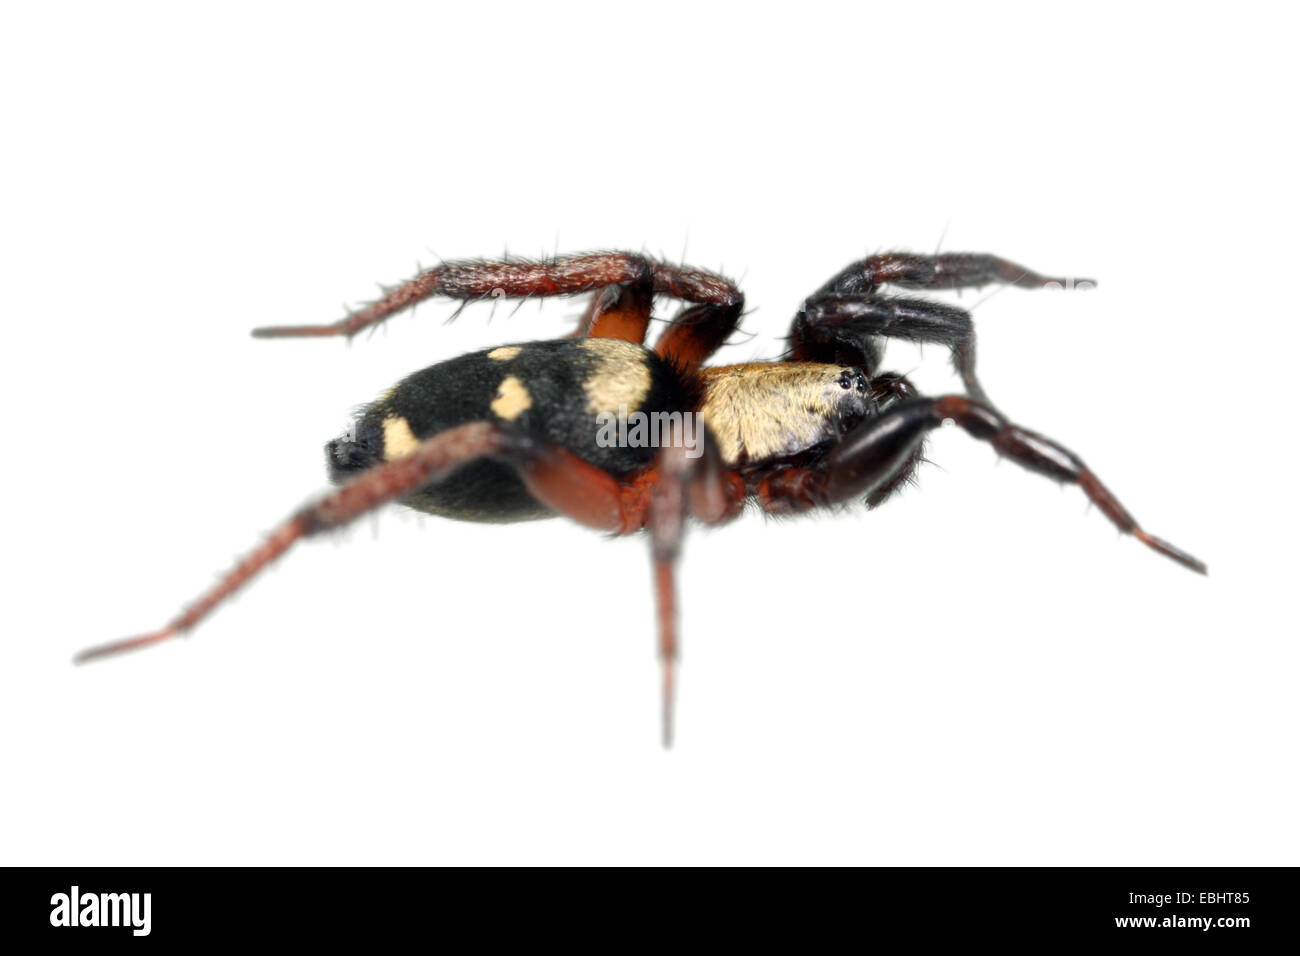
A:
[487,345,522,362]
[491,375,533,421]
[580,338,652,414]
[382,416,421,460]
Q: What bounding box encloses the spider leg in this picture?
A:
[572,261,746,366]
[653,301,745,370]
[506,440,635,532]
[253,252,652,339]
[814,251,1084,296]
[76,423,509,662]
[757,373,925,514]
[251,252,742,347]
[649,446,690,748]
[487,437,678,745]
[758,396,1204,573]
[570,271,655,342]
[643,437,742,747]
[84,420,711,663]
[505,431,740,747]
[79,407,742,745]
[821,395,1206,573]
[78,422,665,662]
[651,268,746,369]
[789,252,1090,406]
[793,293,996,404]
[862,373,924,508]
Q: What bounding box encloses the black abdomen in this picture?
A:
[326,338,694,523]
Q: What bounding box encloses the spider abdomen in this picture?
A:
[327,338,695,523]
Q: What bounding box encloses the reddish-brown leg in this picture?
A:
[514,431,745,746]
[504,432,741,745]
[254,253,654,338]
[508,442,639,533]
[570,272,654,342]
[76,423,510,662]
[82,421,721,664]
[81,403,749,743]
[81,421,684,666]
[251,252,743,346]
[648,447,689,747]
[651,262,746,369]
[646,438,746,746]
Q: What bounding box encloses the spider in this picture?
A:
[77,249,1206,744]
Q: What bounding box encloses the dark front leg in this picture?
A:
[816,252,1083,296]
[767,396,1206,574]
[863,373,924,508]
[792,294,991,404]
[790,251,1091,404]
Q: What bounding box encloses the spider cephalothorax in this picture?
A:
[697,362,874,465]
[79,249,1206,744]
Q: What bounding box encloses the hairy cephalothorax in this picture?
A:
[79,249,1206,745]
[697,362,872,465]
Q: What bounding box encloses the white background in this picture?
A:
[2,2,1295,865]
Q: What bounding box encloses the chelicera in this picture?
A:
[79,249,1205,744]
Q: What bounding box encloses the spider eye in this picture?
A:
[838,369,868,392]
